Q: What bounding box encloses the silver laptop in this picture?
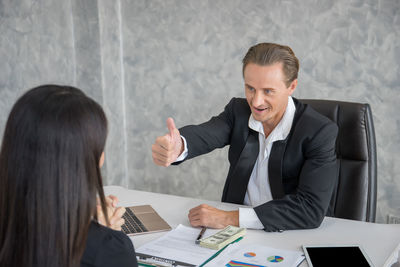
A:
[121,205,171,236]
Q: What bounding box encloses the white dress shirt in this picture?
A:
[239,96,296,229]
[177,97,296,229]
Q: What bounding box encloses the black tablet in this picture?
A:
[302,245,374,267]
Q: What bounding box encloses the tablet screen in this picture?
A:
[303,246,372,267]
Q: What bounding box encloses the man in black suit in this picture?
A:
[152,43,338,232]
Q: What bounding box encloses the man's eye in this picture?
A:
[248,86,254,91]
[264,89,271,94]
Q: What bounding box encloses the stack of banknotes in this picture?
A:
[199,225,246,250]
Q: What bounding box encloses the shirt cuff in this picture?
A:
[175,135,188,162]
[239,207,264,229]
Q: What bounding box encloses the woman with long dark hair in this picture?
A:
[0,85,138,267]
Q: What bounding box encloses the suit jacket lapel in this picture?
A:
[224,129,259,204]
[268,140,286,199]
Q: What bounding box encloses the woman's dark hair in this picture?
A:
[0,85,109,267]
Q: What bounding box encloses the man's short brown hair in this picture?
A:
[242,43,299,87]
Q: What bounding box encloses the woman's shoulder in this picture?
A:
[81,221,138,267]
[86,221,131,245]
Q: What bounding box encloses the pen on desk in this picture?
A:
[195,227,206,244]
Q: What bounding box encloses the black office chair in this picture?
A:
[300,99,377,222]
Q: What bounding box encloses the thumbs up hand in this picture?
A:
[152,117,184,166]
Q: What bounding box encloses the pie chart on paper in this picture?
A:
[244,252,256,257]
[267,255,284,262]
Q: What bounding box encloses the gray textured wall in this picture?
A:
[0,0,399,223]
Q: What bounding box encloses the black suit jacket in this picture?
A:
[81,222,138,267]
[179,97,338,231]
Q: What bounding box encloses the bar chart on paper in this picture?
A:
[226,260,267,267]
[204,243,304,267]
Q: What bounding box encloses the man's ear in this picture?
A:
[288,79,297,96]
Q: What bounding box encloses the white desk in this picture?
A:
[104,185,400,267]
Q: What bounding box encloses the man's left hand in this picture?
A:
[188,204,239,229]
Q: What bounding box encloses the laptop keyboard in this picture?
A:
[121,208,148,234]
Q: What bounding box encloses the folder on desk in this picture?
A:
[121,205,171,235]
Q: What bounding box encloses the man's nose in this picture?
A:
[252,91,263,107]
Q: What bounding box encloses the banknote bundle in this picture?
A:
[199,225,246,250]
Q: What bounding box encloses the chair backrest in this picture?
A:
[300,99,377,222]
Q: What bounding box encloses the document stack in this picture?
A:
[199,225,246,250]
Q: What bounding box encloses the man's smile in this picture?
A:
[252,106,270,114]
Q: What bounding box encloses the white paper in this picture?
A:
[204,243,304,267]
[136,224,219,267]
[384,242,400,267]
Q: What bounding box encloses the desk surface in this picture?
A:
[104,185,400,267]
